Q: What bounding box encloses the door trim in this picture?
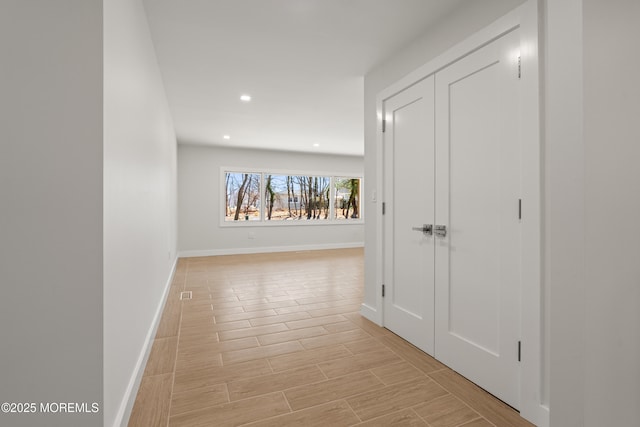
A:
[369,1,546,425]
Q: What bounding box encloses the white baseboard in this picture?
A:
[178,242,364,258]
[113,256,178,427]
[533,404,550,427]
[360,303,381,325]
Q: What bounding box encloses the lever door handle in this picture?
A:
[434,225,447,237]
[411,224,433,235]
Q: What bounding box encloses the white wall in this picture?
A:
[581,0,640,424]
[178,145,364,255]
[0,2,103,427]
[544,0,585,424]
[104,0,178,425]
[547,1,640,425]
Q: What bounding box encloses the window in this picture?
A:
[263,174,330,221]
[224,172,261,221]
[334,177,360,220]
[222,170,362,225]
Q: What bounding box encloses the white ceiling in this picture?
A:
[143,0,468,156]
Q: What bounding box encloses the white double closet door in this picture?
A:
[383,30,522,409]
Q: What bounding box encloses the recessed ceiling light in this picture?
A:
[240,94,251,102]
[223,135,231,140]
[313,143,320,147]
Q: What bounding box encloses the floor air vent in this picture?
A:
[180,291,192,300]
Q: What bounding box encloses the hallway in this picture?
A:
[130,248,532,426]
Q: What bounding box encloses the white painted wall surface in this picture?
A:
[547,1,640,424]
[582,0,640,424]
[544,0,585,425]
[178,145,364,255]
[104,0,178,425]
[0,2,103,427]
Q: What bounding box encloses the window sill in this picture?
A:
[220,219,364,228]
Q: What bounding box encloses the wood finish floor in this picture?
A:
[129,248,534,427]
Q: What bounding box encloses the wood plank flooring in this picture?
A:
[129,248,534,427]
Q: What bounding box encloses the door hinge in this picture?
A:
[518,55,521,79]
[382,284,385,297]
[518,341,522,362]
[382,202,386,215]
[382,119,386,133]
[518,198,522,220]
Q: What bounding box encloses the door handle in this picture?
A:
[434,225,447,237]
[411,224,433,235]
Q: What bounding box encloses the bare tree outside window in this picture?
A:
[225,172,261,221]
[263,175,330,221]
[334,177,360,219]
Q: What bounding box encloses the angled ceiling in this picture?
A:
[143,0,469,156]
